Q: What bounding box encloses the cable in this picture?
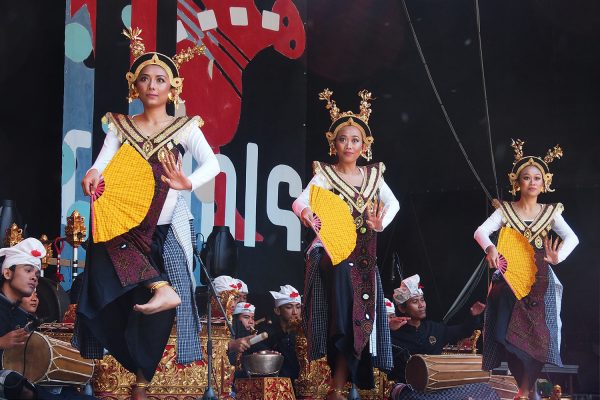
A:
[475,0,500,200]
[400,0,495,203]
[409,195,443,311]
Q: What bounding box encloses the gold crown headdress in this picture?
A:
[123,27,206,109]
[319,89,375,161]
[508,138,563,195]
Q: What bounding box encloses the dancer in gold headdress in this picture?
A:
[76,28,219,400]
[474,139,579,400]
[292,89,400,399]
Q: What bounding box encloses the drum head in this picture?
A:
[405,355,428,391]
[2,332,51,383]
[36,277,70,323]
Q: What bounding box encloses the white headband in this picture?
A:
[384,298,395,315]
[270,284,302,307]
[0,238,46,271]
[233,302,255,315]
[393,274,424,304]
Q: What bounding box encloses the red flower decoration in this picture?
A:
[31,250,41,257]
[385,301,393,307]
[56,272,65,282]
[418,283,424,289]
[243,303,251,308]
[290,292,299,298]
[237,282,242,289]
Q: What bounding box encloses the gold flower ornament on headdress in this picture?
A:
[319,89,375,161]
[508,138,563,195]
[123,27,206,109]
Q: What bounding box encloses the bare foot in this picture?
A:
[133,285,181,315]
[131,385,148,400]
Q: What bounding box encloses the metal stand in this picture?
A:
[194,239,235,400]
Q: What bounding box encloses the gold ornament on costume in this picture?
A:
[508,138,563,196]
[122,27,206,109]
[319,88,375,161]
[122,27,145,59]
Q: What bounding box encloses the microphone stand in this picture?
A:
[194,236,235,400]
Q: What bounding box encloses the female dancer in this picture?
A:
[77,29,219,400]
[293,89,399,399]
[474,139,578,400]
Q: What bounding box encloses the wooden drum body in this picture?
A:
[2,331,94,386]
[405,354,491,391]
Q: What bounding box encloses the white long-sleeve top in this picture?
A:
[474,208,579,264]
[292,169,400,231]
[90,117,220,225]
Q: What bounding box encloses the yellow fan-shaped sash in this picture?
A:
[309,185,357,265]
[497,226,537,300]
[92,143,155,242]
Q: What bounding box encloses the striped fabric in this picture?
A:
[163,195,203,364]
[301,247,393,371]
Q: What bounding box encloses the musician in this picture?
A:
[20,291,39,315]
[0,239,97,399]
[293,89,399,399]
[262,285,302,382]
[474,140,579,400]
[0,238,45,356]
[226,302,259,393]
[77,28,218,399]
[387,274,485,381]
[227,302,258,358]
[388,275,498,400]
[214,275,249,303]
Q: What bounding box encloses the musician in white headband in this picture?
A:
[392,274,423,305]
[232,302,256,332]
[0,238,45,303]
[387,275,486,390]
[261,284,302,384]
[0,239,44,400]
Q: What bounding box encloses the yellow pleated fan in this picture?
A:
[309,185,357,265]
[91,143,155,243]
[496,226,537,300]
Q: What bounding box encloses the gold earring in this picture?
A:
[127,87,139,103]
[168,92,174,102]
[329,143,337,156]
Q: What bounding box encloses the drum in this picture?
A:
[2,331,94,386]
[405,354,491,391]
[488,374,519,400]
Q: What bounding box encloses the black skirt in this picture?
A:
[318,249,375,389]
[76,225,175,381]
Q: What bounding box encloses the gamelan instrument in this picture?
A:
[405,354,491,391]
[2,331,94,386]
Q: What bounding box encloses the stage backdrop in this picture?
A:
[61,0,307,290]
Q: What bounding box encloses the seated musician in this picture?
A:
[262,284,302,383]
[387,274,497,400]
[227,302,258,361]
[0,239,44,400]
[20,290,39,315]
[0,239,97,400]
[213,275,248,302]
